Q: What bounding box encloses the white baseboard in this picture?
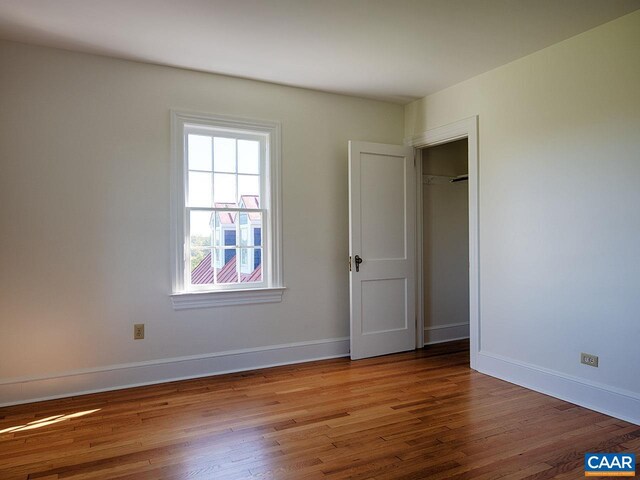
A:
[476,351,640,426]
[6,337,637,427]
[0,337,350,407]
[424,322,470,345]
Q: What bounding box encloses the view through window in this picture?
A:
[185,129,266,289]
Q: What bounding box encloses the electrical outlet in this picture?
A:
[134,324,145,340]
[581,352,598,367]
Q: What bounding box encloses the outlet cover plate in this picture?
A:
[581,352,598,367]
[134,324,145,340]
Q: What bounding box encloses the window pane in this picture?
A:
[216,248,238,283]
[213,248,234,270]
[188,135,212,171]
[239,248,262,282]
[188,172,212,207]
[239,212,262,247]
[238,175,260,206]
[214,248,224,269]
[190,211,213,247]
[213,211,237,248]
[191,248,214,285]
[214,173,237,204]
[240,224,250,247]
[214,137,236,173]
[238,140,260,174]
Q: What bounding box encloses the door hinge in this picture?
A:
[349,255,352,272]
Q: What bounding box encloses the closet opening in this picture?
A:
[420,139,470,346]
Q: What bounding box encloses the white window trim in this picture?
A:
[170,110,284,309]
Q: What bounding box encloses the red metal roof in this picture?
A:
[191,251,261,285]
[241,195,260,217]
[212,196,260,225]
[242,195,258,207]
[213,203,236,225]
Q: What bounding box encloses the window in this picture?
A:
[170,111,284,309]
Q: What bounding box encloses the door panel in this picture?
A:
[360,153,406,260]
[349,141,416,360]
[361,278,407,334]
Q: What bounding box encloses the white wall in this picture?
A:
[406,11,640,423]
[422,140,469,344]
[0,40,404,404]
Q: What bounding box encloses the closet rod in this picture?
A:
[422,174,468,185]
[450,174,468,183]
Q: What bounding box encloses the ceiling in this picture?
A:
[0,0,638,104]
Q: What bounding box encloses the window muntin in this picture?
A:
[183,126,267,291]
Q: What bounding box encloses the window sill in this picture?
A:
[170,287,286,310]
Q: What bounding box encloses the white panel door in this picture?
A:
[349,141,416,360]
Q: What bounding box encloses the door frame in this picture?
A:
[405,116,479,369]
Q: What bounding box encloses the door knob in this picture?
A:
[354,255,363,272]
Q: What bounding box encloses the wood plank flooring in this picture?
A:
[1,341,638,479]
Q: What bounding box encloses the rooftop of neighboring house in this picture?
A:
[191,251,261,285]
[213,195,261,226]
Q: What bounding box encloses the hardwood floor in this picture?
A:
[1,340,638,479]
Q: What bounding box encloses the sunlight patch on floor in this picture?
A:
[0,409,101,434]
